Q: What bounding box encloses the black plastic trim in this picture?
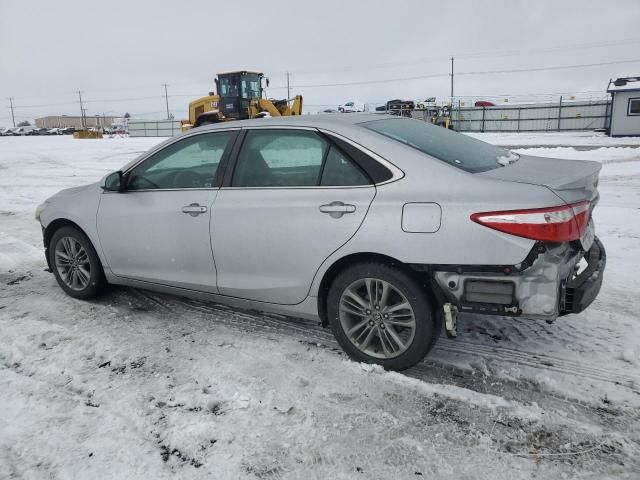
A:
[220,129,247,187]
[319,131,393,184]
[560,237,606,315]
[409,242,545,275]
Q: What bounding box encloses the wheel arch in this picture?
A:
[43,218,99,270]
[316,252,441,326]
[43,218,88,249]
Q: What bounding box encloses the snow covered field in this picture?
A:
[1,133,639,479]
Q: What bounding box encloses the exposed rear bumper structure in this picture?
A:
[430,237,606,322]
[559,237,606,315]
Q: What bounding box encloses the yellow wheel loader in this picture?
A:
[180,71,303,131]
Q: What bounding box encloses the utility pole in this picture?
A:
[163,83,170,119]
[450,56,454,106]
[557,95,563,131]
[8,97,15,128]
[78,91,85,129]
[286,72,291,105]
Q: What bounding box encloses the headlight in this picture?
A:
[35,201,49,221]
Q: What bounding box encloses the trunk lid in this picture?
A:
[479,154,601,204]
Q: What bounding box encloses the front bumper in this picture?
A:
[559,237,606,315]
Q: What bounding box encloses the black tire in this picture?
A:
[49,226,105,300]
[327,262,437,371]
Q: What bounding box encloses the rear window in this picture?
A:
[360,118,516,173]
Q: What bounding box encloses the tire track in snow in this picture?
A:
[127,289,640,392]
[435,340,640,386]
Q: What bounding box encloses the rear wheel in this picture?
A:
[327,262,436,371]
[49,226,105,300]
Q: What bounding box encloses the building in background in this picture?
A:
[35,115,116,129]
[607,77,640,137]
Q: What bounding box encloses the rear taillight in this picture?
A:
[471,201,590,242]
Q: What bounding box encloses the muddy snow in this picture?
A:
[1,132,639,479]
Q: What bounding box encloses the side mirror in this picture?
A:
[102,171,124,192]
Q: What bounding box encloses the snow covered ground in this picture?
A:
[1,133,639,479]
[467,130,640,148]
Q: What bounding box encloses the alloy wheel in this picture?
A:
[54,236,91,291]
[338,277,416,359]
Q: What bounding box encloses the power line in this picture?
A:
[289,58,640,89]
[85,96,161,103]
[458,58,640,76]
[287,37,640,76]
[8,36,640,102]
[455,36,640,60]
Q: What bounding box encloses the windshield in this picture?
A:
[361,118,517,173]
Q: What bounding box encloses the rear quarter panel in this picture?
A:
[307,137,564,297]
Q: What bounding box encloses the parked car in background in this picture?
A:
[12,126,37,135]
[338,102,365,113]
[375,99,415,116]
[59,127,75,135]
[29,128,50,136]
[415,97,437,110]
[35,114,605,371]
[0,127,15,136]
[106,124,128,135]
[475,100,496,107]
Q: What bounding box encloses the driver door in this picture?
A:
[96,130,237,292]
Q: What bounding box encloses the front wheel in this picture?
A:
[327,262,436,371]
[49,226,105,300]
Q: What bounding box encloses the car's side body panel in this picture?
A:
[211,186,376,304]
[97,189,219,293]
[101,270,322,321]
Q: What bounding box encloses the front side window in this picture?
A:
[231,129,371,187]
[628,98,640,116]
[128,131,234,190]
[361,118,514,173]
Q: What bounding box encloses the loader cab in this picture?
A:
[215,71,264,120]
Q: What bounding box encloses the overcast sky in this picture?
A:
[1,0,640,123]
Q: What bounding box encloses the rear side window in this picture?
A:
[233,130,326,187]
[629,98,640,116]
[231,129,372,187]
[321,146,369,186]
[361,118,513,173]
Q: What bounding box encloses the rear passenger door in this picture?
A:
[210,127,376,305]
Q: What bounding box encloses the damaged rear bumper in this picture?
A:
[559,237,606,315]
[430,236,606,321]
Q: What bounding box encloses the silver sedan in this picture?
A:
[36,114,605,370]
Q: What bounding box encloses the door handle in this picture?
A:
[319,201,356,218]
[182,203,207,217]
